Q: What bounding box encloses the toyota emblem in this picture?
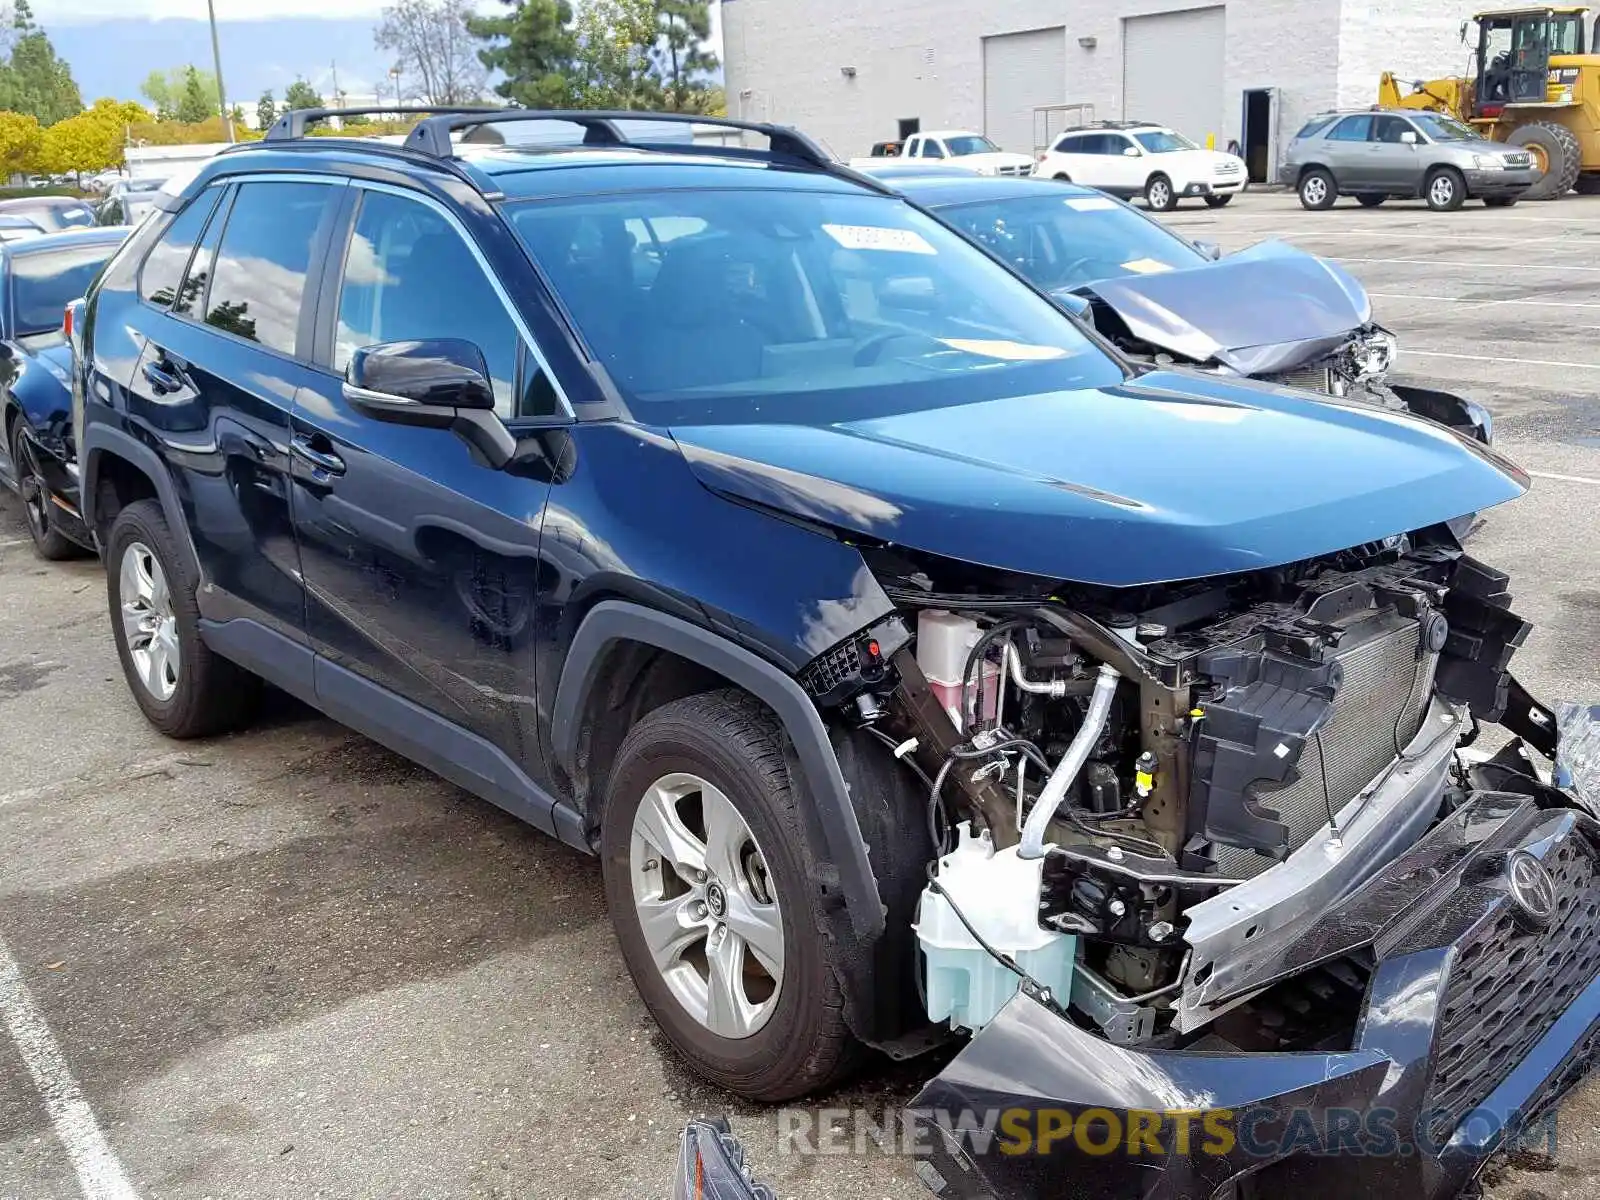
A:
[1507,851,1558,929]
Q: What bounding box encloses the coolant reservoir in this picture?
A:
[915,823,1076,1033]
[916,610,997,731]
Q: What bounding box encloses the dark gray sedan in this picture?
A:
[1278,110,1536,211]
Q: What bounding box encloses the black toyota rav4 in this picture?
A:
[74,108,1600,1200]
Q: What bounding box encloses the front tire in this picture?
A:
[1298,168,1336,210]
[1145,173,1178,211]
[105,499,260,737]
[1508,121,1581,199]
[601,690,862,1101]
[1203,193,1232,208]
[10,421,79,561]
[1425,166,1466,211]
[1483,196,1519,208]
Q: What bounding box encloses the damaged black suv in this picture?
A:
[75,109,1600,1200]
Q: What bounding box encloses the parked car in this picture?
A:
[1281,109,1537,210]
[891,173,1492,444]
[848,128,1034,176]
[95,177,168,227]
[0,196,97,233]
[75,107,1598,1200]
[0,226,129,557]
[0,214,46,243]
[1032,121,1247,210]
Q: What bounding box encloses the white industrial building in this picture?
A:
[722,0,1482,182]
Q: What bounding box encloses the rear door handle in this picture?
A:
[142,360,183,394]
[290,435,346,477]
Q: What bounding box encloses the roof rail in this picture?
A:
[264,104,497,142]
[400,109,836,169]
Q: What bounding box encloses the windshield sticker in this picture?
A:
[1120,257,1174,274]
[940,339,1069,361]
[822,224,937,255]
[1065,197,1119,212]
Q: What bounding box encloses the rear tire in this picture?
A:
[105,499,261,738]
[1425,166,1466,211]
[1145,173,1178,211]
[10,421,79,561]
[1483,196,1518,208]
[1507,121,1581,199]
[600,690,864,1102]
[1355,194,1386,208]
[1052,172,1072,183]
[1298,168,1336,210]
[1203,193,1232,208]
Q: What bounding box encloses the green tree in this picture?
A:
[0,1,82,126]
[651,0,718,113]
[177,65,213,123]
[283,78,324,110]
[0,109,41,177]
[256,89,276,130]
[571,0,656,109]
[141,65,219,122]
[467,0,577,108]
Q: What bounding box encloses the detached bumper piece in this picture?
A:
[673,1118,776,1200]
[911,793,1600,1200]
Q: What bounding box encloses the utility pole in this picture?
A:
[206,0,235,143]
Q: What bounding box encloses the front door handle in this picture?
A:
[290,434,346,477]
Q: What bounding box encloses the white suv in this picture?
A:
[1032,123,1246,211]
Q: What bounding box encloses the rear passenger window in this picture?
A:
[138,189,219,309]
[174,188,231,317]
[204,181,337,355]
[334,189,535,419]
[1328,115,1372,141]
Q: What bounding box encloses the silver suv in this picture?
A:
[1279,109,1536,210]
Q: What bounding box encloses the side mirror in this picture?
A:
[344,337,515,469]
[1122,145,1141,157]
[1193,239,1223,261]
[1400,130,1419,145]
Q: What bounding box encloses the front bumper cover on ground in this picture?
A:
[910,792,1600,1200]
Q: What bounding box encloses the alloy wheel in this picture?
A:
[628,771,784,1039]
[119,540,180,702]
[1149,180,1170,208]
[1302,176,1328,206]
[1430,175,1455,208]
[15,434,49,543]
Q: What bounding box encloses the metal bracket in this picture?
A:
[1071,963,1158,1044]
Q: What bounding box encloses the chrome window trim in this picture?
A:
[345,177,574,420]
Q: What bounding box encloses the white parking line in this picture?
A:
[1333,256,1600,273]
[1530,470,1600,486]
[1406,348,1600,370]
[1370,292,1600,310]
[0,537,31,551]
[0,936,139,1200]
[1283,229,1575,245]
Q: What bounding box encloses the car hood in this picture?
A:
[954,152,1035,171]
[1066,241,1374,375]
[670,370,1527,588]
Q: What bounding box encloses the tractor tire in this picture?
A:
[1356,194,1386,208]
[1575,174,1600,195]
[1507,122,1581,200]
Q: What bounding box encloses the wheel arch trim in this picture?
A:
[553,599,886,940]
[80,423,200,577]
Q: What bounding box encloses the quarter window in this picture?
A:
[1328,115,1373,141]
[204,181,337,355]
[138,189,220,309]
[333,189,530,418]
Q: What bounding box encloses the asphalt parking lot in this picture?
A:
[2,188,1599,1200]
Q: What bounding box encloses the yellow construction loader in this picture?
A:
[1379,5,1600,198]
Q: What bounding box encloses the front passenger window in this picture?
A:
[334,189,531,419]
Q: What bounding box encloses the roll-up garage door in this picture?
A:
[1121,7,1227,145]
[982,27,1066,156]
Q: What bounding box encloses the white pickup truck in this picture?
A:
[848,129,1035,176]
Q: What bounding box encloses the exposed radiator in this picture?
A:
[1217,613,1433,879]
